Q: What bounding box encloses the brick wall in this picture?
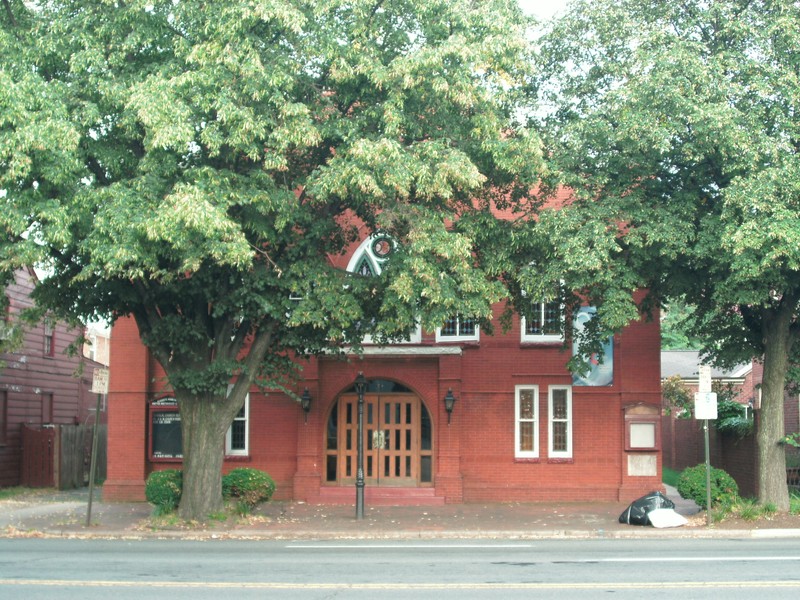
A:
[105,301,663,504]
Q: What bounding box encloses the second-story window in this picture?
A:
[521,300,563,343]
[436,315,479,342]
[43,320,55,357]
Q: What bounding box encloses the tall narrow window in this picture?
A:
[515,385,539,458]
[436,315,479,342]
[521,300,563,342]
[549,386,572,459]
[225,391,249,456]
[43,320,55,357]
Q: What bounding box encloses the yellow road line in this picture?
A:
[2,580,800,590]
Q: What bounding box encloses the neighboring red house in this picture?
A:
[0,267,106,487]
[104,226,664,506]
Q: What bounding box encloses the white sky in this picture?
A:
[517,0,569,20]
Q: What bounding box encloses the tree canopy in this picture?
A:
[536,0,800,509]
[0,0,541,519]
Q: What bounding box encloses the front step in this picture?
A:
[308,486,445,506]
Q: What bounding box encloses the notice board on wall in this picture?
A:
[149,397,183,460]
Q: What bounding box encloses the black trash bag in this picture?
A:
[618,491,676,526]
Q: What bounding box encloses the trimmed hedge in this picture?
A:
[145,469,182,515]
[222,468,276,511]
[677,464,739,510]
[144,467,276,515]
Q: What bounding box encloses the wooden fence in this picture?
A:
[662,412,800,499]
[21,424,107,489]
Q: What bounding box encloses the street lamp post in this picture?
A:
[354,372,367,520]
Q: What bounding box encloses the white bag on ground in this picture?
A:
[647,508,688,528]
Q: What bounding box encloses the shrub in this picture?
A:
[677,464,739,510]
[222,468,276,513]
[145,469,182,515]
[715,398,753,438]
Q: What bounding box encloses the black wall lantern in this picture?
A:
[300,388,312,422]
[444,388,457,424]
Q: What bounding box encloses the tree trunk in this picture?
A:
[177,393,231,521]
[757,311,791,511]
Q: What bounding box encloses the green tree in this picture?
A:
[661,299,702,351]
[0,0,541,520]
[535,0,800,510]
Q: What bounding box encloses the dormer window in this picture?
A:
[346,234,421,344]
[355,254,377,277]
[346,234,394,277]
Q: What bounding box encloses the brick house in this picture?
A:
[661,350,800,496]
[0,267,106,487]
[104,223,663,506]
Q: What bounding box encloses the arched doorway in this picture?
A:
[324,380,433,487]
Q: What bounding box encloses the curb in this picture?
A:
[4,526,800,541]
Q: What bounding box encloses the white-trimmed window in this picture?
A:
[226,391,249,456]
[515,385,539,458]
[521,300,563,343]
[43,319,55,357]
[436,315,479,342]
[548,386,572,459]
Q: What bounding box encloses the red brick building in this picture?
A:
[104,234,663,505]
[1,267,106,487]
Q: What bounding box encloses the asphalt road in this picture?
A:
[2,538,800,599]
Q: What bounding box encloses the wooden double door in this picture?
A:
[326,391,433,487]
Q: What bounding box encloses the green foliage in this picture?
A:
[222,468,276,514]
[662,467,681,488]
[661,375,692,418]
[677,464,739,510]
[0,0,541,520]
[661,300,702,350]
[736,499,762,522]
[715,399,753,438]
[144,468,275,516]
[712,381,753,438]
[781,433,800,449]
[537,0,800,508]
[791,494,800,516]
[145,469,183,516]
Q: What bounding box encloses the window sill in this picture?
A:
[547,457,573,464]
[513,457,540,463]
[224,454,252,462]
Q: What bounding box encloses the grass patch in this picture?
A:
[0,487,51,501]
[736,499,762,521]
[662,467,681,488]
[791,493,800,516]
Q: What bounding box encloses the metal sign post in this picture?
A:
[697,366,713,526]
[87,368,109,527]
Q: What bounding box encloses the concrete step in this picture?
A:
[308,486,445,506]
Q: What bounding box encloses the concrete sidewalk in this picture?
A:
[1,485,798,540]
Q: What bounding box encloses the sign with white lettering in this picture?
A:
[698,365,712,393]
[91,368,109,394]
